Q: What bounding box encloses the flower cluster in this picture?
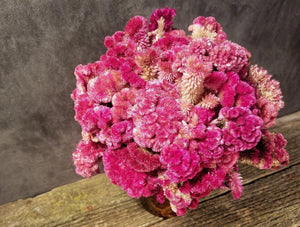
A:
[71,7,288,216]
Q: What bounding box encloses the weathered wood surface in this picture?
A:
[1,111,300,227]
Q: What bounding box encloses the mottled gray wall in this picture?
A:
[0,0,299,204]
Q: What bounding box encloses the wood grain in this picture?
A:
[0,111,299,227]
[152,164,300,227]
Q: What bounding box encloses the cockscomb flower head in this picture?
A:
[148,7,176,32]
[160,143,201,182]
[189,16,227,43]
[239,130,289,170]
[73,140,105,178]
[71,7,288,216]
[247,65,284,127]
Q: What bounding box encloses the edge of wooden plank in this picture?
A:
[151,164,300,227]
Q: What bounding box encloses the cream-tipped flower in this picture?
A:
[177,56,212,104]
[198,93,220,109]
[179,72,204,104]
[148,17,165,42]
[248,65,284,109]
[135,50,159,81]
[188,23,217,40]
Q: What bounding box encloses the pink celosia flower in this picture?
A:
[134,48,159,81]
[126,142,161,172]
[71,7,288,216]
[247,65,284,127]
[239,130,288,169]
[191,37,215,54]
[72,92,94,125]
[187,106,216,134]
[176,56,213,104]
[160,144,201,182]
[226,171,243,199]
[110,120,134,149]
[148,7,176,32]
[103,147,158,198]
[125,16,150,48]
[96,119,134,149]
[198,92,220,109]
[218,71,239,107]
[164,182,192,216]
[73,64,91,93]
[180,168,227,199]
[81,105,109,133]
[217,107,263,152]
[111,88,137,122]
[217,152,240,172]
[87,69,126,103]
[132,80,185,152]
[120,62,146,88]
[204,71,228,92]
[73,140,105,178]
[211,41,250,75]
[153,32,189,51]
[197,126,224,161]
[189,16,227,43]
[217,71,256,108]
[235,80,256,108]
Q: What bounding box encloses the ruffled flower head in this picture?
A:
[148,7,176,32]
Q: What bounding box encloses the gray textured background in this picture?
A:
[0,0,299,205]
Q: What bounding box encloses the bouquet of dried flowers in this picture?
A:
[71,7,289,216]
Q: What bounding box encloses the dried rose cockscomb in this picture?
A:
[71,7,288,216]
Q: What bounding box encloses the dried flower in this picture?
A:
[247,65,284,127]
[160,144,201,182]
[239,130,289,169]
[71,7,288,216]
[73,140,105,178]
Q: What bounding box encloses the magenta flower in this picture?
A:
[197,126,224,161]
[163,182,193,216]
[111,88,137,122]
[148,7,176,32]
[211,41,250,75]
[131,80,185,152]
[160,144,201,183]
[217,107,263,152]
[103,147,158,198]
[71,7,288,216]
[239,130,289,169]
[190,16,227,43]
[247,65,284,127]
[73,140,105,178]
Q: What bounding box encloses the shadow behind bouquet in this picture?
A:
[71,7,289,216]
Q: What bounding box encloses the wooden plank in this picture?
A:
[0,173,162,227]
[0,111,299,226]
[151,164,300,227]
